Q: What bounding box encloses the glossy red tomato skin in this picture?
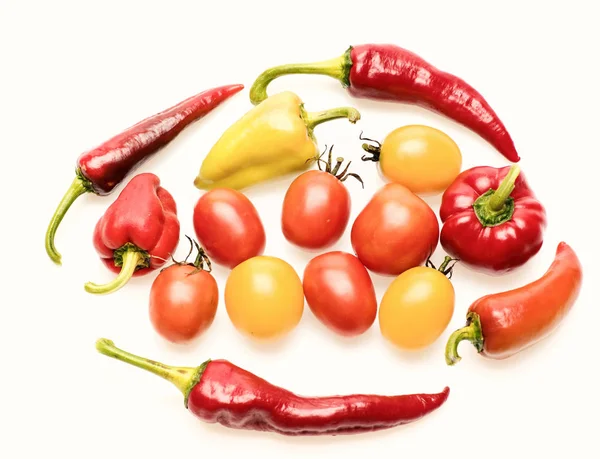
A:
[193,188,266,269]
[303,251,377,336]
[281,170,351,249]
[149,264,218,344]
[351,183,439,276]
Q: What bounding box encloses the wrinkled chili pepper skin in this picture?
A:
[93,173,180,275]
[471,242,581,360]
[79,84,244,194]
[440,166,546,274]
[188,360,450,435]
[347,45,518,162]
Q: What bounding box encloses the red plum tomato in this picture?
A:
[193,188,265,269]
[351,183,439,276]
[303,251,377,336]
[282,170,351,250]
[149,264,218,344]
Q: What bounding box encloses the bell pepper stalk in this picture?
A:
[193,91,361,191]
[44,84,243,266]
[439,165,547,275]
[85,173,180,295]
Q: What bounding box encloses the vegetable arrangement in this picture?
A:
[46,44,584,437]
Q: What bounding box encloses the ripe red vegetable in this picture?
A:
[85,173,180,295]
[446,242,582,364]
[96,338,450,436]
[250,44,519,162]
[149,238,218,344]
[45,84,243,265]
[440,165,546,274]
[303,251,377,337]
[193,188,266,269]
[351,183,439,276]
[282,146,363,250]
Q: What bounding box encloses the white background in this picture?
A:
[2,1,599,457]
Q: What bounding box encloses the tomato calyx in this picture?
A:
[425,254,459,279]
[359,131,383,162]
[170,235,213,274]
[316,145,364,188]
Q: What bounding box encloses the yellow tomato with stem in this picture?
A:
[379,257,457,350]
[225,256,304,339]
[361,125,462,195]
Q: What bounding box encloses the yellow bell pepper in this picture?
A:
[193,91,361,190]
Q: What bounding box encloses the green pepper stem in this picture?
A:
[249,55,346,105]
[445,313,484,365]
[304,106,361,132]
[95,338,199,399]
[489,165,521,211]
[45,173,91,265]
[84,250,144,295]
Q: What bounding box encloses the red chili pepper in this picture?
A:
[96,338,450,436]
[84,173,180,295]
[249,45,519,162]
[45,84,243,265]
[439,165,546,274]
[445,242,582,364]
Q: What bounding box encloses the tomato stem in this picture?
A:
[359,131,383,162]
[316,145,364,188]
[95,338,210,408]
[445,312,484,365]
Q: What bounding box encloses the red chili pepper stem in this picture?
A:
[472,165,521,227]
[445,312,484,365]
[250,53,351,105]
[96,338,210,408]
[84,244,150,295]
[45,171,94,265]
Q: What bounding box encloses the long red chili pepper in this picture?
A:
[249,45,519,162]
[445,242,582,364]
[45,84,243,265]
[96,339,450,436]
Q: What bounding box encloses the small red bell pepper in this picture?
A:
[85,173,180,295]
[439,165,546,274]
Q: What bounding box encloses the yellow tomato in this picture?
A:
[379,266,455,350]
[225,256,304,339]
[374,125,462,195]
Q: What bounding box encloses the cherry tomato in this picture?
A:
[303,251,377,337]
[361,125,462,195]
[193,188,265,269]
[225,256,304,339]
[149,245,218,344]
[379,260,455,350]
[282,148,362,249]
[351,183,439,276]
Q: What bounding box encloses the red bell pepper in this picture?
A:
[85,173,180,295]
[439,165,546,274]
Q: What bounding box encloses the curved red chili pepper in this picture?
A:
[249,45,519,162]
[445,242,583,364]
[45,84,243,266]
[85,173,180,295]
[96,339,450,436]
[439,165,547,274]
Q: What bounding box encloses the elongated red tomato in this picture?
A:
[303,251,377,336]
[193,188,265,269]
[149,246,218,344]
[351,183,439,276]
[282,148,362,249]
